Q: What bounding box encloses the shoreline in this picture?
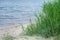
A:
[0,23,54,40]
[0,24,28,37]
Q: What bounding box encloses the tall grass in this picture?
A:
[25,0,60,38]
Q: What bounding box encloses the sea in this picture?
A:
[0,0,52,28]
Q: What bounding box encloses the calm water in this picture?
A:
[0,0,50,27]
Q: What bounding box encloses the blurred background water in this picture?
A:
[0,0,52,27]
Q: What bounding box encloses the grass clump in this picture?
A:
[25,19,38,35]
[54,35,60,40]
[2,34,15,40]
[25,0,60,38]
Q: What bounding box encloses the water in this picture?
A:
[0,0,50,27]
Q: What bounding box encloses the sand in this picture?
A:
[0,24,54,40]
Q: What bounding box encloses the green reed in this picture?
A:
[25,0,60,38]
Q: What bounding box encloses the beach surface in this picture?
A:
[0,24,54,40]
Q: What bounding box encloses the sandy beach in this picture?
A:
[0,24,54,40]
